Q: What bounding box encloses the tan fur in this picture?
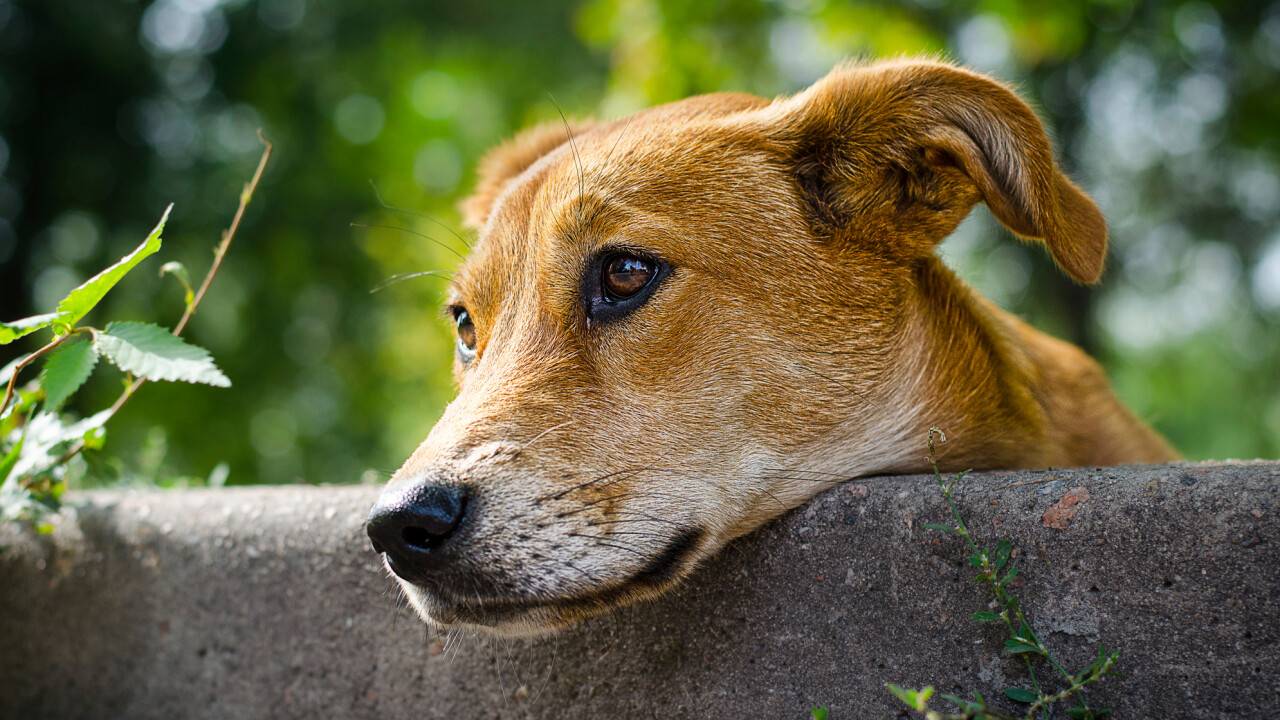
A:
[382,58,1177,635]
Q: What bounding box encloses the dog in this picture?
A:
[366,58,1178,635]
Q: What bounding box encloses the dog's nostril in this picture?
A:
[402,525,437,551]
[366,483,469,574]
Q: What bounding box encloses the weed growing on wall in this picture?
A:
[885,429,1120,720]
[0,138,272,531]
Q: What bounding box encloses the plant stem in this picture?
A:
[0,329,90,417]
[1023,655,1117,719]
[59,134,272,462]
[173,132,272,336]
[926,428,1088,719]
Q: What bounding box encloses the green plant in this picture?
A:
[886,428,1120,720]
[0,138,272,531]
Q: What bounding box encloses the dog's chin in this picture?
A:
[398,583,595,637]
[387,528,707,637]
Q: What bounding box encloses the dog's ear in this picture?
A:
[773,60,1106,284]
[460,120,596,232]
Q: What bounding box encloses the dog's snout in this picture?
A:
[366,483,468,576]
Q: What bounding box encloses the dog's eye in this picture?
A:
[587,250,668,324]
[453,307,477,360]
[602,254,657,301]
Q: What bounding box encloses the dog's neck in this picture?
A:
[881,255,1177,472]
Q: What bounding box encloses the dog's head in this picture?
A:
[367,59,1107,634]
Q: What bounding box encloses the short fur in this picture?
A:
[377,59,1177,635]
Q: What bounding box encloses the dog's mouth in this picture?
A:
[384,528,705,634]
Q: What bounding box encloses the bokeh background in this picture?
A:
[0,0,1277,487]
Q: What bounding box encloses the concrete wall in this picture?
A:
[1,461,1277,719]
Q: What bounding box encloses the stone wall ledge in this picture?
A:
[2,461,1278,718]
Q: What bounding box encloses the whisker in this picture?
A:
[370,270,454,294]
[790,360,871,402]
[536,466,645,502]
[548,93,586,224]
[351,221,467,261]
[517,420,574,454]
[569,533,651,558]
[583,114,637,228]
[369,179,472,249]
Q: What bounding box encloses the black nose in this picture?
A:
[366,484,468,579]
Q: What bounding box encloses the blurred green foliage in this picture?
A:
[0,0,1276,486]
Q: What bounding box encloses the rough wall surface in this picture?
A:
[1,462,1277,719]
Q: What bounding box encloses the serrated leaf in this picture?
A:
[40,337,98,409]
[0,312,62,345]
[994,539,1012,571]
[7,409,112,480]
[971,610,1002,623]
[1004,687,1037,704]
[93,322,229,387]
[55,204,172,326]
[922,522,955,534]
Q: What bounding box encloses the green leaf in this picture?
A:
[971,610,1002,623]
[0,312,62,345]
[922,522,955,534]
[93,322,229,387]
[1003,638,1043,655]
[54,204,172,326]
[39,337,98,409]
[159,261,195,307]
[941,693,983,712]
[1017,621,1041,645]
[1004,687,1038,704]
[886,684,933,711]
[82,424,107,451]
[809,707,829,720]
[0,428,24,484]
[1001,566,1020,585]
[8,409,112,480]
[993,539,1012,571]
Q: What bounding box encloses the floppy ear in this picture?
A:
[775,59,1107,284]
[460,119,596,232]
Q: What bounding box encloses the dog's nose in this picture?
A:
[366,484,468,577]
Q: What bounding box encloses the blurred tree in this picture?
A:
[0,0,1276,487]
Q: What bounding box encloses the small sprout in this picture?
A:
[809,706,829,720]
[887,428,1121,719]
[159,261,195,308]
[887,684,934,711]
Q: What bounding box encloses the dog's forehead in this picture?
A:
[455,109,792,312]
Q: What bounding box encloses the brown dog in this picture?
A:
[366,58,1178,635]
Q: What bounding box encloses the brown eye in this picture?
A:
[454,308,477,360]
[602,254,656,301]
